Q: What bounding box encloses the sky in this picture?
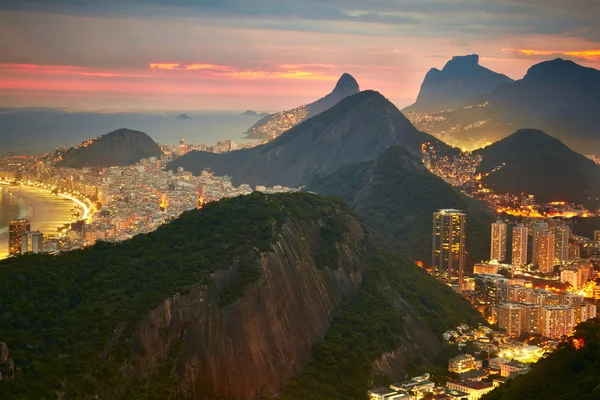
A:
[0,0,599,112]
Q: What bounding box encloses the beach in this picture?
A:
[0,185,80,259]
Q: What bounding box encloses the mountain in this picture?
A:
[177,113,191,120]
[404,55,513,113]
[56,128,163,168]
[405,59,600,155]
[243,73,360,140]
[240,109,269,117]
[308,145,494,263]
[483,318,600,400]
[168,90,454,188]
[0,192,482,399]
[476,129,600,209]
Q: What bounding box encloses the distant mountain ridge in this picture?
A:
[404,54,513,113]
[476,128,600,208]
[405,58,600,156]
[56,128,163,168]
[243,73,360,140]
[168,90,454,188]
[241,110,269,117]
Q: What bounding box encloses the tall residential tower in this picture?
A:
[512,223,528,266]
[8,219,30,256]
[490,220,507,262]
[432,209,466,285]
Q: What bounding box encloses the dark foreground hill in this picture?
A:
[404,54,513,113]
[57,128,163,168]
[168,90,454,188]
[0,193,481,399]
[476,129,600,209]
[308,145,494,263]
[244,73,360,140]
[483,318,600,400]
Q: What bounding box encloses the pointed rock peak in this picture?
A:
[332,73,359,94]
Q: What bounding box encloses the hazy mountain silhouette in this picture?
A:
[405,58,600,156]
[243,73,360,140]
[476,128,600,208]
[168,90,454,188]
[404,54,513,113]
[57,128,163,168]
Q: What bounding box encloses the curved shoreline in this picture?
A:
[0,184,82,259]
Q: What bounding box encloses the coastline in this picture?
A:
[0,184,82,260]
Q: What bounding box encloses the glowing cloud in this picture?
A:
[503,48,600,61]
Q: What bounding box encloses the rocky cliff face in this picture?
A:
[127,215,367,399]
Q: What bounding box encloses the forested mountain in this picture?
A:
[476,129,600,209]
[0,193,482,399]
[308,145,494,264]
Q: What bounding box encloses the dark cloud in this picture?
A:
[1,0,598,41]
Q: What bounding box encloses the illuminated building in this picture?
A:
[536,230,555,273]
[446,380,494,399]
[432,209,466,284]
[448,354,476,373]
[560,268,579,289]
[473,263,499,275]
[554,223,569,264]
[497,303,522,336]
[474,274,509,307]
[569,244,581,260]
[541,306,574,338]
[508,285,533,303]
[511,223,528,267]
[520,303,542,335]
[8,219,30,256]
[490,220,507,262]
[532,221,549,264]
[31,231,43,254]
[20,230,44,254]
[594,230,600,243]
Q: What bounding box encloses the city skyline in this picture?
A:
[1,0,599,111]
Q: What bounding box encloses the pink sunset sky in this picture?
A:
[0,0,599,112]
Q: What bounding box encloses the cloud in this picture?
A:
[502,48,600,61]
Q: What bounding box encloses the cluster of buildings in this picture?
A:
[430,208,598,339]
[1,149,297,257]
[369,322,552,400]
[161,138,267,158]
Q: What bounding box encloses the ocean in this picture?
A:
[0,185,78,259]
[0,109,263,154]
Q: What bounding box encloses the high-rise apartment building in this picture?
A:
[432,209,466,284]
[520,303,542,335]
[537,230,555,273]
[20,231,44,254]
[554,223,569,264]
[532,221,549,264]
[497,303,522,336]
[512,223,528,266]
[541,306,574,338]
[490,220,507,262]
[8,219,30,256]
[593,230,600,243]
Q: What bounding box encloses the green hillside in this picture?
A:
[309,145,494,264]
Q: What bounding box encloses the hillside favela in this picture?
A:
[1,2,600,400]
